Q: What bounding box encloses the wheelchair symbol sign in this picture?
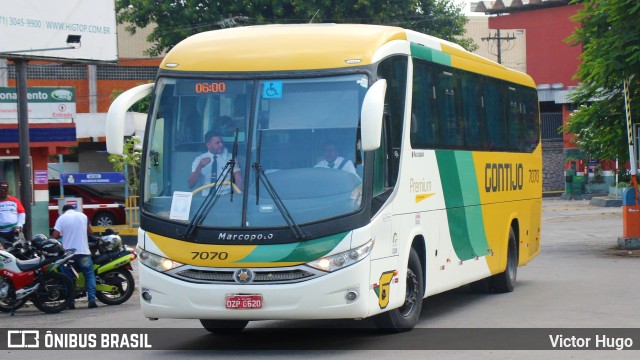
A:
[262,81,283,99]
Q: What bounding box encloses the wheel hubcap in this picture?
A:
[399,269,418,317]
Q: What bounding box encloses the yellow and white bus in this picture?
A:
[107,24,541,332]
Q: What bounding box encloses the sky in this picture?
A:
[462,0,472,14]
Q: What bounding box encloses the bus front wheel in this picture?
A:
[200,319,249,334]
[372,248,423,333]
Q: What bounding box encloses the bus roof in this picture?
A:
[161,24,407,72]
[160,23,535,87]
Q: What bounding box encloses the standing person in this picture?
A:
[52,204,97,309]
[188,131,243,196]
[0,181,25,248]
[314,142,358,176]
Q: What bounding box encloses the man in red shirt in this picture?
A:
[0,181,26,248]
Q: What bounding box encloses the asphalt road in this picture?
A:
[2,198,639,359]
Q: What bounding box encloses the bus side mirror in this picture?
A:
[106,83,154,155]
[360,79,387,151]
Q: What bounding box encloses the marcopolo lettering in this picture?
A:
[484,163,524,192]
[218,232,274,241]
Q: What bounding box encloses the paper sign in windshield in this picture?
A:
[170,191,193,221]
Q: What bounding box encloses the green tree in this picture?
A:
[116,0,475,57]
[565,0,640,163]
[108,137,142,196]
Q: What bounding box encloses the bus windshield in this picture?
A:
[143,74,367,229]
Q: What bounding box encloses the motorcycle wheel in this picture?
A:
[96,268,135,305]
[0,298,27,312]
[32,272,75,314]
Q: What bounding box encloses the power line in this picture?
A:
[481,29,516,64]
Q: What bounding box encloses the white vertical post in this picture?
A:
[625,79,635,173]
[624,78,637,202]
[88,64,97,113]
[615,156,619,199]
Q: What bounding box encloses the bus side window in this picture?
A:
[523,89,540,151]
[376,55,408,189]
[410,59,438,149]
[461,72,484,149]
[507,87,525,152]
[436,70,462,148]
[484,81,507,150]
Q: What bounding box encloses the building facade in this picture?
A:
[0,23,161,234]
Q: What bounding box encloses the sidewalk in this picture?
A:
[542,197,639,257]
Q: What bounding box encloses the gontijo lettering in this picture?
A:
[484,163,524,192]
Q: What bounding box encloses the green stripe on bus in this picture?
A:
[437,150,464,208]
[436,151,488,260]
[436,151,473,260]
[454,152,490,257]
[410,43,451,66]
[237,231,349,263]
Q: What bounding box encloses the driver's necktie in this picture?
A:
[328,161,335,169]
[210,155,218,183]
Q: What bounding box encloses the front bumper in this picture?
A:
[139,258,371,320]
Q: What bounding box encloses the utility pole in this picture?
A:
[481,29,516,64]
[14,58,33,239]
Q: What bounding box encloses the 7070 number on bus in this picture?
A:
[191,251,229,260]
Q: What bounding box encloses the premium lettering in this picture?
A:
[409,178,432,193]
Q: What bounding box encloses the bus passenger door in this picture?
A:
[369,55,407,312]
[368,119,403,313]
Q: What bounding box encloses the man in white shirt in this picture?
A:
[0,181,26,248]
[188,131,243,196]
[52,204,97,309]
[314,142,357,176]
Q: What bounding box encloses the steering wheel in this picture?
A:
[192,181,241,195]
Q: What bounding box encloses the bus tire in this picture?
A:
[373,248,423,333]
[490,227,518,293]
[200,319,249,334]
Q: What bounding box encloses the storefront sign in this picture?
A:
[0,87,76,121]
[61,172,126,185]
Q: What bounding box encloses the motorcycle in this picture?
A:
[0,245,76,315]
[3,228,37,260]
[0,230,136,312]
[61,231,137,306]
[0,230,42,313]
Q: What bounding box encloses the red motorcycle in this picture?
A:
[0,241,75,315]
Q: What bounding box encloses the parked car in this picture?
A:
[48,181,127,228]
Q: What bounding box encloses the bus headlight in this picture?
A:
[307,239,374,272]
[136,246,183,272]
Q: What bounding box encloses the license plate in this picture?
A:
[225,294,263,309]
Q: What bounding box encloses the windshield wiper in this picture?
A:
[229,129,239,202]
[182,129,240,240]
[252,131,306,240]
